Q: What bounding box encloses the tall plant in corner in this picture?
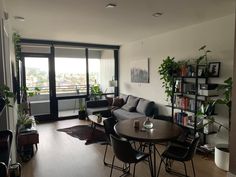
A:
[158,56,179,102]
[217,77,232,131]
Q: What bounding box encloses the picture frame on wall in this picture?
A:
[130,58,149,83]
[208,62,221,77]
[197,65,205,77]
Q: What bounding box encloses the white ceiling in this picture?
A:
[5,0,235,45]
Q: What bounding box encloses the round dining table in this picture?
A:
[114,117,183,177]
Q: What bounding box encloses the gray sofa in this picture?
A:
[86,94,158,121]
[113,95,156,121]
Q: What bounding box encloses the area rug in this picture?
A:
[57,125,107,145]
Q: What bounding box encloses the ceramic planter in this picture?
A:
[215,144,229,171]
[78,110,86,120]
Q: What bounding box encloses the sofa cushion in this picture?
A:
[113,109,145,121]
[136,99,155,116]
[121,104,136,112]
[112,97,124,107]
[119,94,129,104]
[106,96,113,106]
[122,95,140,109]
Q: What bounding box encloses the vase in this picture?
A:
[143,117,153,129]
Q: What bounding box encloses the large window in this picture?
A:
[21,43,118,119]
[89,49,115,94]
[25,57,49,94]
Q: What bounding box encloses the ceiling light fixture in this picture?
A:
[14,16,25,21]
[152,12,163,17]
[105,3,117,8]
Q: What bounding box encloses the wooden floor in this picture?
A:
[21,118,227,177]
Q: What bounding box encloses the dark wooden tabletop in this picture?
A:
[114,117,183,143]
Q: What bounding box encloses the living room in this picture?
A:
[1,0,236,177]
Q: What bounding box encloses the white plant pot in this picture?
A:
[215,144,229,171]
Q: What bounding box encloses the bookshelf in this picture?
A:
[170,64,219,136]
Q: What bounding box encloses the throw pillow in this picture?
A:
[121,104,136,112]
[112,97,124,107]
[106,96,113,106]
[136,98,154,116]
[126,95,140,108]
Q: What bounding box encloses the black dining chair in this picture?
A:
[109,134,150,177]
[157,135,200,177]
[103,118,118,166]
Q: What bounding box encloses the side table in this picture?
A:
[17,127,39,161]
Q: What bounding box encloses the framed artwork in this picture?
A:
[130,58,149,83]
[208,62,221,77]
[197,65,206,77]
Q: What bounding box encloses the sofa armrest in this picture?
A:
[86,99,109,108]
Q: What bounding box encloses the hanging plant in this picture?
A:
[13,32,21,61]
[158,56,179,101]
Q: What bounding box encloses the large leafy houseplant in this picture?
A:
[216,77,232,130]
[197,77,232,135]
[158,56,179,101]
[90,84,103,101]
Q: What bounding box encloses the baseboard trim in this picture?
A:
[228,172,236,177]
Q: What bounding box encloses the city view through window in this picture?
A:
[25,57,100,95]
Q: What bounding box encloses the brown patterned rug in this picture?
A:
[57,125,107,145]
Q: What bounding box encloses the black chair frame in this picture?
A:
[157,136,200,177]
[109,134,150,177]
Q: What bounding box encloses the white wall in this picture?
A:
[0,0,18,163]
[119,14,235,145]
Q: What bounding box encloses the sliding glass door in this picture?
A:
[24,56,51,116]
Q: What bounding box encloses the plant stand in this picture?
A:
[215,144,229,171]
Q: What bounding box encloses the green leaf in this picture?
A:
[199,45,206,51]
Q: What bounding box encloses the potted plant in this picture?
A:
[197,77,232,171]
[158,56,180,101]
[90,84,103,101]
[196,45,211,76]
[78,102,86,120]
[17,104,34,130]
[214,77,232,171]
